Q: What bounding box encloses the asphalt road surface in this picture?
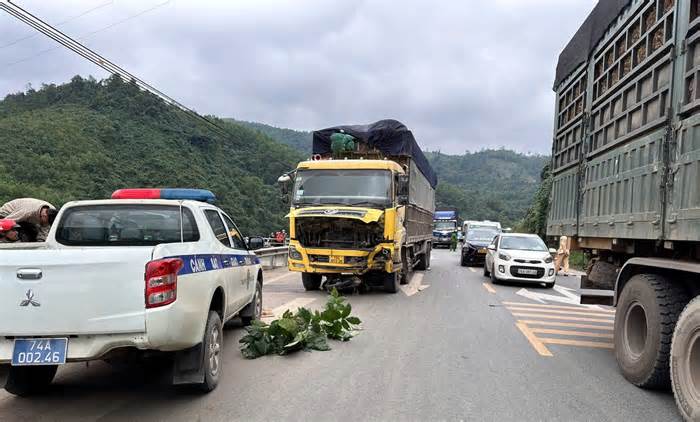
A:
[0,248,681,421]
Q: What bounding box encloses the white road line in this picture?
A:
[264,271,296,285]
[263,297,317,321]
[468,267,476,273]
[402,272,430,296]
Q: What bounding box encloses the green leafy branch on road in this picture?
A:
[240,289,362,359]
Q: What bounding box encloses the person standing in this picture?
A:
[555,235,571,275]
[450,231,458,252]
[0,198,57,242]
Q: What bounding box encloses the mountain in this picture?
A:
[0,75,304,235]
[230,119,312,155]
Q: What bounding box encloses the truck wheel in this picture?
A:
[4,365,58,396]
[240,280,263,326]
[415,248,430,271]
[198,311,223,392]
[384,272,400,293]
[671,296,700,420]
[614,274,689,389]
[301,273,322,291]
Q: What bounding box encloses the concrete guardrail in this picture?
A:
[254,246,288,270]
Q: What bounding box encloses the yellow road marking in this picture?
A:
[511,313,614,324]
[540,338,614,349]
[263,297,317,321]
[502,301,615,313]
[515,322,552,357]
[518,320,614,331]
[482,283,496,294]
[530,328,613,339]
[506,307,615,318]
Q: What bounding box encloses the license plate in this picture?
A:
[518,268,539,275]
[329,255,344,264]
[478,248,487,254]
[12,338,68,366]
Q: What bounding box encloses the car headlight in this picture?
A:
[288,245,303,260]
[498,252,511,261]
[544,256,553,264]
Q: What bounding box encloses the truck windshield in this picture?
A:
[293,169,392,208]
[467,227,500,242]
[56,204,199,246]
[434,221,456,230]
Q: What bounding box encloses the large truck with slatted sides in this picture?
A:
[277,119,436,293]
[548,0,700,418]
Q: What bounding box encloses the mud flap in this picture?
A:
[172,342,205,385]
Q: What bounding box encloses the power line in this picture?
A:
[0,0,300,170]
[0,0,114,50]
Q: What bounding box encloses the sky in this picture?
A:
[0,0,597,154]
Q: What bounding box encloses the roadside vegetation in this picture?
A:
[240,289,361,359]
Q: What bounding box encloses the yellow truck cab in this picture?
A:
[279,120,436,293]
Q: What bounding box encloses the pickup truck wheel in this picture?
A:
[4,365,58,396]
[241,281,263,326]
[301,273,322,291]
[198,311,223,392]
[671,296,700,420]
[614,274,689,389]
[384,271,400,293]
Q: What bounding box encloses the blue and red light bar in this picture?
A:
[111,188,217,203]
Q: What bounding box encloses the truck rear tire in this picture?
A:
[4,365,58,396]
[301,273,322,291]
[415,247,430,271]
[197,311,223,393]
[384,272,400,293]
[671,296,700,420]
[614,274,689,389]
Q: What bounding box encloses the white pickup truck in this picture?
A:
[0,189,264,395]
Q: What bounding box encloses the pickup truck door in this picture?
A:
[202,209,245,319]
[220,212,255,310]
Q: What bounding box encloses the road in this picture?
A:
[0,248,680,421]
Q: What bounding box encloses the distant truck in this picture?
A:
[549,1,700,418]
[432,209,460,247]
[278,119,436,293]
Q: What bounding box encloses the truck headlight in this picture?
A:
[288,245,303,260]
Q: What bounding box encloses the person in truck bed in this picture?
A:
[0,198,58,242]
[0,219,20,243]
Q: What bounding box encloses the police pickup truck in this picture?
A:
[0,189,264,395]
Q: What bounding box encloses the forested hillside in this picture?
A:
[426,150,548,227]
[0,75,304,235]
[231,119,312,155]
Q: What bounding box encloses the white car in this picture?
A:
[0,188,264,395]
[484,233,556,288]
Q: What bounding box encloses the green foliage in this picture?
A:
[426,150,549,228]
[0,75,305,235]
[515,163,552,238]
[229,119,312,155]
[239,288,361,359]
[569,250,586,271]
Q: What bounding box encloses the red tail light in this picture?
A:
[145,258,183,308]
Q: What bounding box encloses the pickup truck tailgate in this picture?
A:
[0,247,153,336]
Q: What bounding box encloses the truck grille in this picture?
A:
[510,266,545,279]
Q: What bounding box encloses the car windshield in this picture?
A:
[467,227,500,242]
[434,221,456,231]
[292,169,392,208]
[56,204,199,246]
[499,236,548,252]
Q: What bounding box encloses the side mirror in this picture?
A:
[487,244,496,251]
[397,174,409,205]
[248,236,265,250]
[549,248,557,254]
[277,174,291,195]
